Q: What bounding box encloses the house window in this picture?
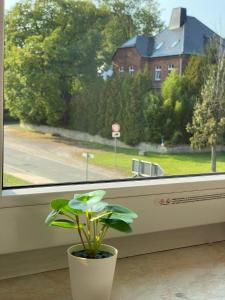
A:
[168,64,174,74]
[119,66,125,75]
[155,65,161,81]
[129,66,135,76]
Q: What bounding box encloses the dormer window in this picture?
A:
[129,66,135,76]
[155,65,161,81]
[155,42,164,50]
[168,64,174,74]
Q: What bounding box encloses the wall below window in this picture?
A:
[1,175,225,278]
[1,222,225,280]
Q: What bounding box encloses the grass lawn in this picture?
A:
[74,142,225,176]
[3,173,30,186]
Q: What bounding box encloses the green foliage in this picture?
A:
[45,190,138,258]
[5,0,163,134]
[187,50,225,172]
[161,70,195,144]
[98,0,163,64]
[122,68,152,145]
[5,0,108,126]
[187,63,225,149]
[184,55,205,98]
[144,92,163,143]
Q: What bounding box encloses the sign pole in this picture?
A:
[82,152,94,181]
[114,137,117,168]
[86,154,89,181]
[112,123,121,169]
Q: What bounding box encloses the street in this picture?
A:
[4,125,124,186]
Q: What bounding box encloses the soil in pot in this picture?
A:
[72,250,113,259]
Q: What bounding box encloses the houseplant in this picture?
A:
[45,190,138,300]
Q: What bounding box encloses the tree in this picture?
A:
[144,92,163,143]
[184,55,205,99]
[122,68,152,145]
[161,70,194,144]
[5,0,108,126]
[187,49,225,172]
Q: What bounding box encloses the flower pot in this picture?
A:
[67,244,118,300]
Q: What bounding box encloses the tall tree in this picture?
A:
[187,48,225,172]
[5,0,107,126]
[122,68,152,145]
[162,70,194,144]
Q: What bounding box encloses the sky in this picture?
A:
[4,0,225,37]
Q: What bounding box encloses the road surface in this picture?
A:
[4,125,125,186]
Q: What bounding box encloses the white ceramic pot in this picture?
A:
[67,244,118,300]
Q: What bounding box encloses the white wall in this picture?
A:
[1,175,225,255]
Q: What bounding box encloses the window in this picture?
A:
[129,65,135,76]
[168,64,174,74]
[119,66,125,75]
[2,0,225,191]
[155,42,164,50]
[155,65,161,81]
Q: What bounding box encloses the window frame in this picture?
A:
[0,0,4,194]
[129,65,135,76]
[168,63,174,74]
[119,66,125,75]
[154,65,161,81]
[1,0,225,211]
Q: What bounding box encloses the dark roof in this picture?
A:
[120,35,154,57]
[117,9,225,59]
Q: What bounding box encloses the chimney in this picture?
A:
[169,8,187,30]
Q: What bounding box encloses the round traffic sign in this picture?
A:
[112,123,120,132]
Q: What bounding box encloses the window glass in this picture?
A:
[119,66,125,74]
[168,63,174,74]
[3,1,225,188]
[129,66,135,76]
[155,65,161,81]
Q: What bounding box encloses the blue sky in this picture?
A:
[5,0,225,36]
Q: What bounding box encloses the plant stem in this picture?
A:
[75,215,86,251]
[97,224,108,248]
[81,227,92,251]
[86,211,91,241]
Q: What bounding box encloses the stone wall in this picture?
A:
[21,123,133,149]
[22,123,225,154]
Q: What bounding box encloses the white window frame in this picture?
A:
[168,63,174,74]
[129,65,135,76]
[1,0,225,256]
[119,65,124,75]
[155,65,161,81]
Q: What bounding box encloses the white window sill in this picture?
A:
[1,174,225,208]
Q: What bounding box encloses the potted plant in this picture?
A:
[45,190,138,300]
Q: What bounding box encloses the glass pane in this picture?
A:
[3,0,225,187]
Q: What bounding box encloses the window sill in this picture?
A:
[1,174,225,208]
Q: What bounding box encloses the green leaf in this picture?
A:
[107,204,138,219]
[74,190,106,206]
[101,219,132,233]
[50,219,80,229]
[91,201,108,213]
[61,205,83,215]
[45,210,59,225]
[106,213,134,224]
[69,199,88,212]
[73,193,90,202]
[69,192,107,212]
[90,211,112,222]
[51,199,69,210]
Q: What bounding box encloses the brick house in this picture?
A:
[112,7,223,88]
